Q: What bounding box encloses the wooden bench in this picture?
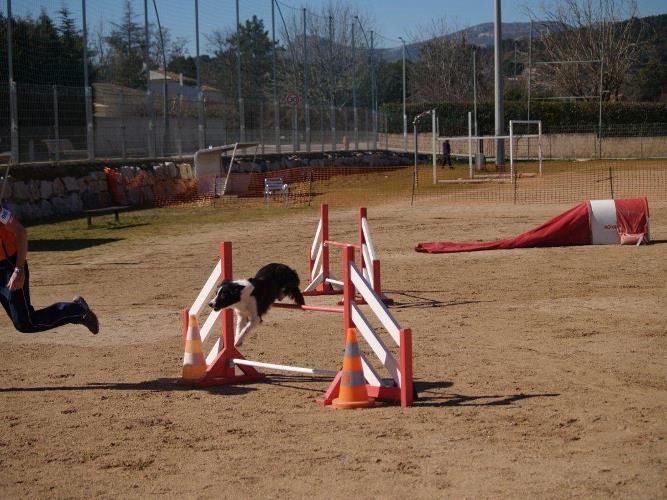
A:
[43,139,87,160]
[84,205,130,227]
[264,177,289,206]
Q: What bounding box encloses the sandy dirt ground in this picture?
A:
[0,200,665,499]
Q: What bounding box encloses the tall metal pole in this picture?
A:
[329,15,335,152]
[352,20,358,150]
[5,0,12,86]
[7,0,19,162]
[303,8,310,152]
[81,0,94,159]
[527,20,532,122]
[493,0,505,169]
[236,0,245,142]
[370,30,376,149]
[513,40,518,94]
[144,0,155,157]
[195,0,205,149]
[473,47,478,138]
[152,0,168,156]
[271,0,280,153]
[598,18,605,159]
[399,37,407,152]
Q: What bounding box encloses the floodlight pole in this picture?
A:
[352,20,358,149]
[7,0,18,162]
[82,0,94,159]
[236,0,245,142]
[271,0,280,153]
[493,0,505,170]
[195,0,205,149]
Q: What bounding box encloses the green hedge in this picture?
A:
[381,101,667,135]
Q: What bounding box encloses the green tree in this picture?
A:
[103,0,146,88]
[229,15,276,100]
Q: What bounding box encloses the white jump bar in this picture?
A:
[232,358,338,377]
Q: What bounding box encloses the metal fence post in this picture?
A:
[198,90,205,149]
[147,89,156,158]
[385,112,389,151]
[292,103,298,152]
[330,104,336,152]
[177,88,183,157]
[274,98,281,154]
[53,85,60,161]
[260,100,265,154]
[320,104,324,153]
[85,85,94,159]
[120,90,126,159]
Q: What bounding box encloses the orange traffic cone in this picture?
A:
[182,314,207,381]
[332,328,374,409]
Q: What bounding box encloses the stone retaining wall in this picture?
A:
[2,162,196,222]
[2,151,411,222]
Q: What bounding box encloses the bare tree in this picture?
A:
[408,19,493,103]
[277,3,373,107]
[530,0,644,101]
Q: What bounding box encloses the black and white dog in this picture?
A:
[208,263,305,346]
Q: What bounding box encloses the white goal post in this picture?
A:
[433,115,543,183]
[509,120,543,178]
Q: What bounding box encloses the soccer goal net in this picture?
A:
[433,114,543,184]
[509,120,543,177]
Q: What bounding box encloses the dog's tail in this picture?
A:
[286,286,306,306]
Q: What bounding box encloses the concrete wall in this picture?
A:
[383,132,667,159]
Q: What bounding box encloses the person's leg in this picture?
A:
[1,261,91,334]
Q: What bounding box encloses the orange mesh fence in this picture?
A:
[106,159,667,211]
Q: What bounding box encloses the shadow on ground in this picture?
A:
[0,378,256,396]
[29,238,124,251]
[413,380,559,407]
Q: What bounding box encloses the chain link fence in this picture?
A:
[1,0,385,163]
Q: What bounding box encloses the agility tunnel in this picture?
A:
[415,198,650,254]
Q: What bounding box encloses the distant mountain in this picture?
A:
[378,21,561,62]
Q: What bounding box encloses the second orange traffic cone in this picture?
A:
[182,314,207,381]
[332,328,374,409]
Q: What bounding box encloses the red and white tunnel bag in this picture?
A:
[588,198,650,245]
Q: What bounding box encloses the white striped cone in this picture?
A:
[182,314,206,381]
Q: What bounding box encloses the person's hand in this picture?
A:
[7,269,25,291]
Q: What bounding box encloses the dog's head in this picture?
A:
[208,279,247,311]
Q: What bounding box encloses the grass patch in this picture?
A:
[26,204,318,244]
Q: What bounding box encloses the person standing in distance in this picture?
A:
[442,139,453,168]
[0,206,99,334]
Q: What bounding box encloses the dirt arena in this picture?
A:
[1,199,665,498]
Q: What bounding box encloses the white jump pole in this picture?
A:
[232,358,338,377]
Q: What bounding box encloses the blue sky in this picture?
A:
[7,0,667,50]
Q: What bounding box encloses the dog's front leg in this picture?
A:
[233,310,248,346]
[234,296,260,347]
[234,313,259,346]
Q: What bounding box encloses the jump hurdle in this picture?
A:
[181,241,414,407]
[303,203,393,304]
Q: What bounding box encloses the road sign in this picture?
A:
[285,93,299,106]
